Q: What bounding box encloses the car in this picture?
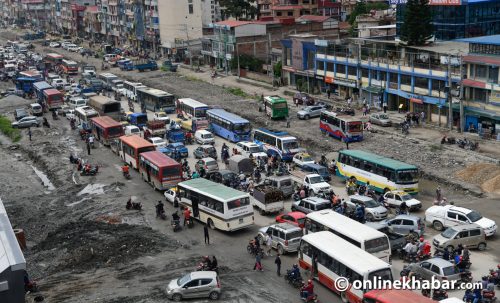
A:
[161,142,189,158]
[148,137,167,149]
[195,157,219,174]
[315,101,332,110]
[293,92,315,106]
[303,174,330,195]
[193,145,217,159]
[291,197,331,214]
[51,78,67,89]
[164,187,177,204]
[68,45,82,52]
[154,112,170,123]
[195,129,215,145]
[205,169,238,186]
[234,141,268,159]
[433,223,487,252]
[383,191,422,211]
[256,223,303,254]
[275,212,306,228]
[378,215,425,239]
[407,258,461,283]
[79,48,92,56]
[302,163,330,181]
[365,222,407,252]
[11,116,40,128]
[49,41,60,48]
[65,109,76,120]
[14,108,28,121]
[292,152,315,168]
[369,113,392,126]
[297,105,324,120]
[424,205,497,236]
[346,195,388,221]
[165,271,221,301]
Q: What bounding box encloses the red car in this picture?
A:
[275,212,306,228]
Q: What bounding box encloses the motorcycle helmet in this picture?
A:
[293,264,298,269]
[308,279,312,284]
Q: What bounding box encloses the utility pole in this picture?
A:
[236,42,240,78]
[459,55,464,133]
[447,55,453,130]
[184,23,192,69]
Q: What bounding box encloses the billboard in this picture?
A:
[390,0,462,4]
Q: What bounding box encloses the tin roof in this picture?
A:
[0,197,26,274]
[457,35,500,46]
[179,178,249,201]
[213,20,253,28]
[90,116,122,128]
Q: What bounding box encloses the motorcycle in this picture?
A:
[80,165,99,176]
[196,261,219,274]
[432,289,448,301]
[70,119,76,130]
[171,219,181,232]
[126,200,142,210]
[300,286,319,303]
[42,118,50,128]
[247,241,264,258]
[441,135,456,144]
[401,123,410,135]
[460,271,473,283]
[284,270,303,288]
[123,170,131,180]
[69,154,80,164]
[52,111,58,120]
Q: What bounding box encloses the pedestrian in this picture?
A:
[204,224,210,244]
[27,127,32,141]
[327,88,331,99]
[86,141,91,155]
[286,116,291,128]
[362,106,367,116]
[266,234,272,256]
[436,186,442,202]
[275,253,282,276]
[294,98,298,107]
[421,111,426,125]
[347,97,352,107]
[345,139,349,150]
[398,103,403,113]
[366,103,370,114]
[254,253,263,271]
[383,103,388,113]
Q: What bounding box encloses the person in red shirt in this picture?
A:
[183,208,191,226]
[301,280,314,299]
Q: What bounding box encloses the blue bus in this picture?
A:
[32,81,53,102]
[253,128,301,161]
[15,77,38,94]
[206,109,251,142]
[128,113,148,129]
[136,87,175,113]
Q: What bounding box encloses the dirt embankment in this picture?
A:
[456,163,500,194]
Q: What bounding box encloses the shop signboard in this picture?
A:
[390,0,461,4]
[388,89,446,105]
[334,78,357,88]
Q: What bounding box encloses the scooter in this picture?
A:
[172,219,181,232]
[123,170,131,179]
[284,270,303,288]
[80,165,99,176]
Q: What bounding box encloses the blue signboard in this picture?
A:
[387,89,446,105]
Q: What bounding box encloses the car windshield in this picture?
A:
[363,199,380,208]
[177,274,191,286]
[396,169,419,184]
[248,146,261,153]
[206,147,216,153]
[297,218,305,225]
[309,176,324,184]
[441,228,457,239]
[282,140,298,150]
[379,114,389,119]
[466,210,483,222]
[203,133,214,139]
[157,112,167,117]
[206,160,217,166]
[302,156,313,162]
[401,194,413,201]
[442,265,459,276]
[317,203,331,211]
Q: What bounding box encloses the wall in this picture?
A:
[158,0,203,49]
[236,35,269,60]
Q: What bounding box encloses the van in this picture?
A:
[46,73,59,83]
[195,129,215,145]
[103,53,119,62]
[68,97,87,109]
[264,175,293,198]
[291,197,331,214]
[432,223,487,251]
[14,108,28,121]
[29,103,43,116]
[257,223,303,254]
[124,125,141,136]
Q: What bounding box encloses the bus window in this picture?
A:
[341,120,346,131]
[348,122,363,132]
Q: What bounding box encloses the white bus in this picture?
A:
[98,73,119,90]
[123,81,146,101]
[177,178,254,231]
[299,231,393,303]
[177,98,209,119]
[253,128,301,161]
[74,106,99,129]
[305,210,391,263]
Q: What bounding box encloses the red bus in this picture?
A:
[45,53,64,70]
[118,135,156,169]
[90,116,124,146]
[363,289,436,303]
[43,88,64,110]
[319,110,364,142]
[139,151,183,190]
[61,59,79,75]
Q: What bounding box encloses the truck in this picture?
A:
[128,112,148,128]
[15,77,37,95]
[81,65,96,77]
[135,59,158,72]
[251,185,285,215]
[166,128,185,143]
[143,120,166,139]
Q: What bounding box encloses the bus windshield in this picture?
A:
[348,122,363,132]
[282,140,298,150]
[233,123,251,133]
[364,237,390,254]
[138,146,155,154]
[366,268,393,291]
[194,108,206,118]
[163,166,180,177]
[396,169,418,183]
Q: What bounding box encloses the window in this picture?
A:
[475,65,487,79]
[488,66,499,83]
[400,74,411,86]
[430,265,441,274]
[456,214,468,222]
[469,229,481,236]
[287,11,293,16]
[420,262,431,270]
[348,66,357,77]
[276,12,282,16]
[457,231,469,239]
[184,279,200,287]
[188,0,194,14]
[447,212,456,219]
[200,279,213,286]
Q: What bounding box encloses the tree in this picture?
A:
[400,0,433,46]
[273,61,282,79]
[348,1,367,26]
[219,0,258,20]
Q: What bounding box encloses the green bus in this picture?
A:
[264,95,288,119]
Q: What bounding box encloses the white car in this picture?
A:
[51,78,67,88]
[148,137,167,149]
[234,141,268,159]
[303,174,330,195]
[66,109,76,120]
[49,42,60,48]
[164,188,177,204]
[67,45,82,52]
[61,42,72,49]
[154,112,170,123]
[383,191,422,211]
[347,195,388,221]
[425,205,497,236]
[292,152,315,168]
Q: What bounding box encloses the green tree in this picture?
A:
[273,61,282,79]
[219,0,258,20]
[400,0,433,46]
[348,1,367,25]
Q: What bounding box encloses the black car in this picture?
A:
[14,108,28,121]
[293,92,315,106]
[205,170,238,186]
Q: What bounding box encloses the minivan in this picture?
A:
[432,223,486,251]
[257,223,303,254]
[195,129,215,145]
[14,108,28,121]
[68,97,87,109]
[292,197,331,214]
[103,53,119,62]
[29,103,43,116]
[264,175,293,198]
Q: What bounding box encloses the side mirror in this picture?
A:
[387,222,392,226]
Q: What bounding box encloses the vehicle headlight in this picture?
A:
[167,288,173,294]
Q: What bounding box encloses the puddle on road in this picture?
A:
[31,165,56,190]
[77,183,107,196]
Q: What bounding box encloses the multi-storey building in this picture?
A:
[257,0,319,19]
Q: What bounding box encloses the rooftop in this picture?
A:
[271,5,303,10]
[179,178,248,201]
[457,35,500,46]
[406,41,469,55]
[0,197,26,274]
[296,15,332,22]
[340,149,417,170]
[213,20,253,28]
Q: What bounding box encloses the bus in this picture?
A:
[118,135,156,169]
[299,231,393,303]
[206,108,251,142]
[90,116,124,146]
[264,95,288,119]
[177,178,254,231]
[253,128,301,161]
[137,87,175,113]
[44,53,63,70]
[19,70,43,81]
[305,210,391,263]
[336,149,419,195]
[61,59,79,75]
[42,88,63,110]
[75,106,99,130]
[177,98,209,119]
[33,81,53,103]
[320,110,363,142]
[88,95,122,121]
[123,81,145,101]
[139,151,183,190]
[363,289,437,303]
[98,73,119,90]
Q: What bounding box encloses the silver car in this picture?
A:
[195,157,219,174]
[166,271,221,301]
[369,113,392,126]
[347,195,388,221]
[408,258,461,283]
[11,116,41,128]
[297,105,324,120]
[257,223,303,254]
[379,215,425,239]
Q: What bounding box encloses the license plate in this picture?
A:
[239,218,243,224]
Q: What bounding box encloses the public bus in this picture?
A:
[264,95,288,119]
[206,108,251,142]
[90,116,124,146]
[139,151,183,190]
[177,178,254,231]
[320,110,363,142]
[253,128,301,161]
[123,81,145,101]
[42,88,64,110]
[44,53,64,70]
[363,289,437,303]
[299,231,393,303]
[75,106,99,130]
[33,81,53,103]
[118,135,156,169]
[305,210,391,263]
[336,149,419,195]
[19,70,43,81]
[61,59,79,75]
[137,87,176,113]
[177,98,209,119]
[88,95,122,121]
[98,73,119,90]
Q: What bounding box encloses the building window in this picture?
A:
[475,65,487,79]
[347,66,357,77]
[361,68,369,79]
[336,64,346,75]
[400,74,411,86]
[188,0,193,14]
[473,88,488,103]
[415,77,428,89]
[287,11,293,16]
[431,79,445,92]
[488,66,499,84]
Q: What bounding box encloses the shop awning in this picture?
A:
[465,107,500,120]
[410,98,424,104]
[363,86,384,94]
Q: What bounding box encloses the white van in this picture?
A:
[195,129,215,145]
[46,73,60,83]
[68,97,87,109]
[30,103,43,116]
[103,54,119,62]
[124,125,141,136]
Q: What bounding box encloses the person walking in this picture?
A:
[86,141,91,155]
[383,103,388,113]
[275,254,282,276]
[266,234,272,256]
[344,139,349,150]
[286,116,291,128]
[362,106,367,116]
[254,253,263,271]
[204,224,210,244]
[327,88,331,99]
[421,111,426,126]
[27,127,32,141]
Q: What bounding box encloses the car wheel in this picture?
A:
[304,115,310,120]
[209,291,220,300]
[410,232,420,240]
[207,218,215,230]
[432,221,444,231]
[477,242,487,251]
[172,293,182,302]
[277,245,284,255]
[446,245,454,252]
[365,213,374,222]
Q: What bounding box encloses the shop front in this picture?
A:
[387,89,446,122]
[464,107,500,138]
[361,86,384,109]
[326,77,358,100]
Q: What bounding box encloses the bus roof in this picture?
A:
[99,73,118,78]
[44,88,62,96]
[19,70,41,76]
[33,81,52,90]
[306,210,387,242]
[364,289,436,303]
[264,95,286,103]
[321,110,363,122]
[90,116,122,128]
[119,135,155,149]
[179,178,248,201]
[301,231,391,274]
[62,59,77,64]
[16,77,37,82]
[46,53,63,58]
[137,87,173,97]
[178,98,208,108]
[140,151,180,168]
[256,128,295,139]
[339,149,417,170]
[129,112,147,118]
[207,109,249,124]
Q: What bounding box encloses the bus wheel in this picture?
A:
[340,291,349,303]
[207,218,215,230]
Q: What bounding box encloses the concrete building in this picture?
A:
[355,9,395,39]
[257,0,319,19]
[318,0,341,19]
[281,34,318,90]
[0,198,27,303]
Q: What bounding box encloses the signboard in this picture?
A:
[325,76,334,84]
[334,78,357,88]
[490,91,500,103]
[292,39,303,71]
[314,39,328,47]
[390,0,461,4]
[388,89,446,105]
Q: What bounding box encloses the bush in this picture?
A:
[230,54,264,72]
[0,116,21,142]
[226,87,249,98]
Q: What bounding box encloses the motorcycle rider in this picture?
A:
[288,264,301,281]
[210,256,218,271]
[355,204,365,223]
[121,164,130,177]
[156,200,165,218]
[301,280,314,299]
[172,211,180,225]
[403,240,418,260]
[399,201,408,215]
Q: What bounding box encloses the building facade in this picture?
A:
[257,0,319,19]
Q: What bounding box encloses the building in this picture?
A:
[20,0,48,28]
[318,0,341,19]
[355,9,395,39]
[281,34,318,90]
[458,35,500,136]
[257,0,319,19]
[396,0,500,41]
[0,198,27,303]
